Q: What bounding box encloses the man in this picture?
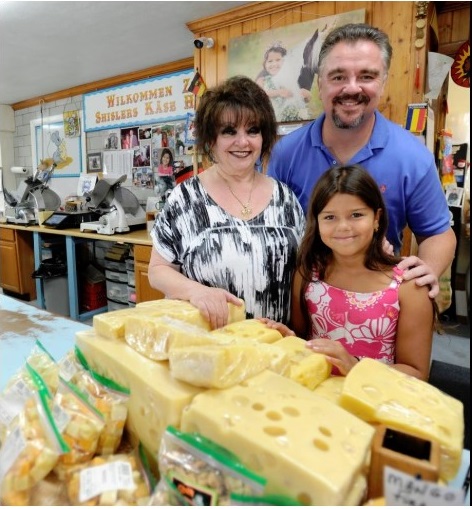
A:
[268,23,456,298]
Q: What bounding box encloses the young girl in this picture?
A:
[155,148,175,193]
[265,164,435,380]
[256,42,310,122]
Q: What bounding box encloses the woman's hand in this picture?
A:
[306,338,359,375]
[189,287,243,330]
[257,318,295,337]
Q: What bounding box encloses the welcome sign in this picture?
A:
[83,69,195,132]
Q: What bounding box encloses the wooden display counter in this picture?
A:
[0,223,161,321]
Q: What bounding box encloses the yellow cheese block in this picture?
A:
[125,316,215,361]
[168,343,275,389]
[273,336,332,390]
[94,299,246,342]
[313,376,346,405]
[213,319,282,343]
[93,307,148,341]
[340,358,464,481]
[74,330,203,463]
[181,378,375,505]
[136,298,246,329]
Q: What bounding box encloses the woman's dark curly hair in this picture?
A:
[194,75,277,166]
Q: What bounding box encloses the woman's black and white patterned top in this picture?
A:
[150,176,305,322]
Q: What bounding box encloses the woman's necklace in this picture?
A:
[217,169,256,217]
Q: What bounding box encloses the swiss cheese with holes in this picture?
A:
[181,375,375,506]
[340,358,464,481]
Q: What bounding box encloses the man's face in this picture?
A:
[318,40,387,129]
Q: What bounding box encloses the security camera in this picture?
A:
[193,37,214,49]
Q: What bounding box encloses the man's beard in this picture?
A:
[331,93,369,129]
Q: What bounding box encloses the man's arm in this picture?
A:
[398,228,457,298]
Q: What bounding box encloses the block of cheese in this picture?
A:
[94,299,246,342]
[181,380,375,505]
[213,319,283,343]
[340,358,464,481]
[168,343,276,389]
[273,336,331,390]
[93,307,148,341]
[136,298,246,329]
[312,375,345,405]
[125,316,216,361]
[74,330,203,466]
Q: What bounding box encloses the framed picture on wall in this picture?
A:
[227,9,365,123]
[30,113,85,177]
[87,152,102,173]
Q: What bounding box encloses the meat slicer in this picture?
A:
[80,175,146,235]
[3,163,61,225]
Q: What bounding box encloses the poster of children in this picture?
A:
[227,9,365,122]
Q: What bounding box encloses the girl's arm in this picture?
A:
[290,271,309,338]
[395,279,434,380]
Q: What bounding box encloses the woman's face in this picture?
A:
[161,153,171,166]
[212,115,262,175]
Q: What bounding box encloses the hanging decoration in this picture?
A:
[63,98,81,138]
[451,40,470,88]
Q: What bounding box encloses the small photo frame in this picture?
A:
[87,152,102,173]
[105,132,119,150]
[138,127,152,141]
[445,186,464,207]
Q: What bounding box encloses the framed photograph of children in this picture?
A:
[87,152,102,173]
[227,9,365,122]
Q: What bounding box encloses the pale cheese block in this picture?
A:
[313,376,346,405]
[136,298,246,328]
[93,307,148,341]
[340,358,464,481]
[273,336,332,390]
[213,319,283,343]
[181,380,375,505]
[168,343,276,389]
[124,315,215,360]
[74,330,203,465]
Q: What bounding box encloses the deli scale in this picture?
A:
[80,175,146,235]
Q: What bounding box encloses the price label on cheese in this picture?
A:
[384,466,465,506]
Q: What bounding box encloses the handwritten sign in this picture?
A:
[83,69,195,132]
[384,466,465,506]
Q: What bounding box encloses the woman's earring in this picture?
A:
[374,225,379,232]
[255,156,263,172]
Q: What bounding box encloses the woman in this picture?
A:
[148,75,305,330]
[262,165,435,380]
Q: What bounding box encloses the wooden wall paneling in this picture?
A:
[437,7,470,56]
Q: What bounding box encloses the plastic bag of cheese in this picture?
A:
[149,425,266,506]
[66,445,154,505]
[0,364,69,506]
[74,347,130,456]
[52,377,106,480]
[0,340,60,445]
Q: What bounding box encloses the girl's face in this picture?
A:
[161,153,171,166]
[317,193,380,258]
[264,50,284,76]
[212,116,262,175]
